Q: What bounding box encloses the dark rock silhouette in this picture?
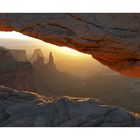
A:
[0,46,16,62]
[30,49,45,63]
[44,52,56,72]
[33,54,45,70]
[33,51,83,96]
[0,61,35,91]
[8,49,27,62]
[0,46,35,91]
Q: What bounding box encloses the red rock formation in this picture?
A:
[0,14,140,77]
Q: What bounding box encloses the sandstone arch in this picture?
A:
[0,13,140,77]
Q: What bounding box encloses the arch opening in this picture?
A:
[0,31,108,77]
[1,31,140,113]
[1,14,140,126]
[1,13,140,78]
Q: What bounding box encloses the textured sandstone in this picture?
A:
[0,14,140,77]
[0,86,139,127]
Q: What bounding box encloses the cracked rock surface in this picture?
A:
[0,14,140,77]
[0,86,140,127]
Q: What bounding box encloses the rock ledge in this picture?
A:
[0,86,140,127]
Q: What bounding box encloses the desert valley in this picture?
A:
[0,14,140,127]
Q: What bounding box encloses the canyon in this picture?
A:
[0,14,140,126]
[0,46,35,91]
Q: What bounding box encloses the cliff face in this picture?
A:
[0,46,16,62]
[0,14,140,77]
[0,86,139,127]
[0,47,35,91]
[0,61,35,91]
[8,49,27,62]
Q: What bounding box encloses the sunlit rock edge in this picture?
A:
[1,14,140,77]
[0,86,140,127]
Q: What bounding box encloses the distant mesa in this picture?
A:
[30,49,45,63]
[0,46,16,62]
[0,46,27,62]
[0,46,57,93]
[33,51,56,71]
[8,49,27,62]
[0,46,35,91]
[33,54,45,70]
[45,52,56,71]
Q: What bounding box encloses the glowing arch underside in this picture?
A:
[0,13,140,77]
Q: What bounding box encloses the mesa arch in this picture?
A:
[0,13,140,77]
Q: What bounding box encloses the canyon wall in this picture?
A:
[9,49,27,62]
[0,47,35,91]
[0,61,35,91]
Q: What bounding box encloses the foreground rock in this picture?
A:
[0,86,140,127]
[1,14,140,77]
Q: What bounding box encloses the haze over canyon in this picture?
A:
[0,14,140,126]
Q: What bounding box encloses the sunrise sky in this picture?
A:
[0,31,112,77]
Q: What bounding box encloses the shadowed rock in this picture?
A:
[0,86,139,127]
[0,46,35,91]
